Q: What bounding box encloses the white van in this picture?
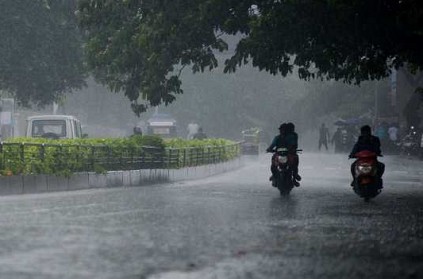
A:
[146,112,177,138]
[26,115,85,139]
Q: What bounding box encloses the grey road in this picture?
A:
[0,152,422,279]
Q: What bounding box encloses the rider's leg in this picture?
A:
[350,161,356,186]
[292,154,301,181]
[377,161,385,189]
[377,162,385,177]
[289,154,301,186]
[270,154,277,181]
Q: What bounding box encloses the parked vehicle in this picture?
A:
[26,115,86,139]
[271,147,301,196]
[350,150,383,202]
[146,113,177,138]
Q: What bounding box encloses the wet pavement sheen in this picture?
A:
[0,152,422,279]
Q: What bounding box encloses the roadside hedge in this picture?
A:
[164,138,240,168]
[0,136,239,176]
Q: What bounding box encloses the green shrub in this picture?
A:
[0,136,239,175]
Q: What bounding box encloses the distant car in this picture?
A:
[26,115,86,139]
[146,113,177,138]
[241,128,260,155]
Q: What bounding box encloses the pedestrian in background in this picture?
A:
[332,127,343,153]
[388,123,399,153]
[187,121,199,139]
[318,123,330,151]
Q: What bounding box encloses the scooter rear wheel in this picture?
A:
[276,173,292,196]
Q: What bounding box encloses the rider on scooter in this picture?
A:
[349,125,385,187]
[266,122,301,187]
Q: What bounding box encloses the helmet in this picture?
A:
[286,122,295,133]
[278,123,286,131]
[360,125,371,135]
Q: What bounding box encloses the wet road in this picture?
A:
[0,152,422,279]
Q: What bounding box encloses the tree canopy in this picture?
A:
[0,0,85,107]
[77,0,423,115]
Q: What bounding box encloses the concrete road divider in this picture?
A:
[0,158,242,196]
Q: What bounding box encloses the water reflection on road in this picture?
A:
[0,152,422,279]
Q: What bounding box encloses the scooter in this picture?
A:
[271,148,302,196]
[349,150,383,202]
[398,126,420,157]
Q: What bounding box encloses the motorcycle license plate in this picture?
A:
[278,155,288,164]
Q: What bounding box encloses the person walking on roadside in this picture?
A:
[318,123,330,151]
[187,121,199,139]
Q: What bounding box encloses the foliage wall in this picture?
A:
[0,136,239,176]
